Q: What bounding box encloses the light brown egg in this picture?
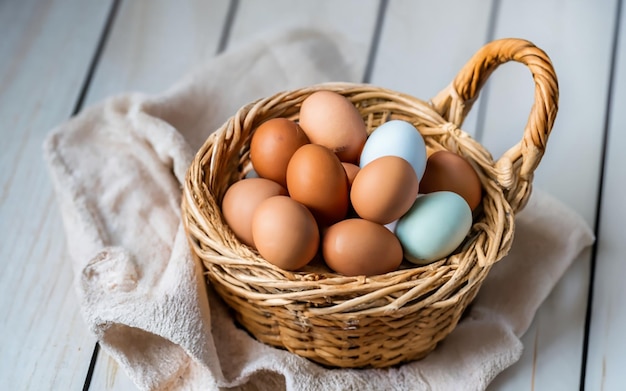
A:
[322,218,403,276]
[286,144,349,227]
[221,178,287,247]
[419,151,483,210]
[250,118,309,187]
[341,162,360,188]
[298,90,367,163]
[251,196,319,270]
[350,156,419,225]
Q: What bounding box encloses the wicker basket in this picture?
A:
[181,38,559,368]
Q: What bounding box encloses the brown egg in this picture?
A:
[287,144,349,226]
[221,178,287,247]
[250,118,309,187]
[322,218,403,276]
[251,196,319,270]
[298,90,367,163]
[341,162,360,188]
[419,151,483,210]
[350,156,419,225]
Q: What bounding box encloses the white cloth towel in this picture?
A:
[44,29,594,391]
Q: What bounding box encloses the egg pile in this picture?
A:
[220,90,482,276]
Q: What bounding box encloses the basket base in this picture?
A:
[209,275,484,369]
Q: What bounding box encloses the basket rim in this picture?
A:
[181,82,516,308]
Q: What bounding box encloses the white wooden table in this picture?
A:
[1,0,624,389]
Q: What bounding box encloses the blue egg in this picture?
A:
[395,191,472,264]
[359,120,427,180]
[245,169,259,179]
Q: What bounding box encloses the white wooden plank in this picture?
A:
[479,0,618,390]
[90,353,138,391]
[83,1,232,390]
[585,5,626,389]
[479,0,616,225]
[229,0,380,81]
[488,250,592,391]
[370,0,494,137]
[0,0,113,389]
[83,0,232,103]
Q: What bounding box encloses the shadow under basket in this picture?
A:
[181,38,559,369]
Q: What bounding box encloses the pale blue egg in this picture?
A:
[359,120,427,179]
[245,169,259,179]
[395,191,472,265]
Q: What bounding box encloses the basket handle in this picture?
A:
[431,38,559,212]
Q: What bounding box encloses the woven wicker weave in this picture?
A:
[181,38,559,368]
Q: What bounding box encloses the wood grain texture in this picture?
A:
[0,0,112,389]
[82,0,232,104]
[370,0,494,137]
[585,4,626,389]
[228,0,379,80]
[478,0,619,389]
[479,0,617,224]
